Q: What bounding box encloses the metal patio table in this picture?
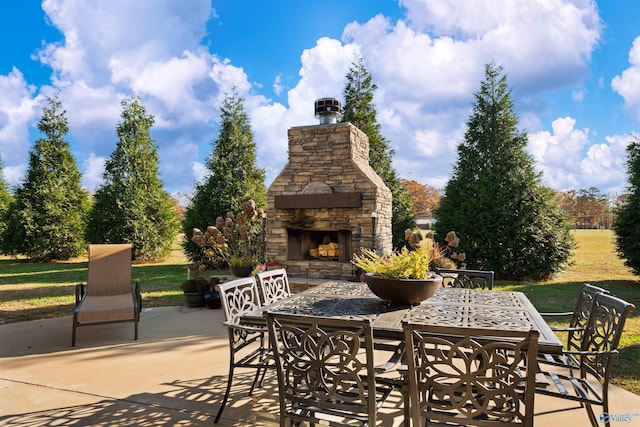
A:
[241,280,563,354]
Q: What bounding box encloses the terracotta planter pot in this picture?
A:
[364,273,443,305]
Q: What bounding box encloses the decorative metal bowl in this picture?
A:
[364,273,443,305]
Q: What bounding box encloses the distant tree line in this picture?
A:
[554,188,619,229]
[404,181,621,231]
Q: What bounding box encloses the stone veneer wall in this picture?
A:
[265,122,393,280]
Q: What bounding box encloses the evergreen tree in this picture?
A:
[1,95,89,261]
[182,91,266,264]
[341,56,416,248]
[434,63,574,280]
[0,156,14,252]
[86,96,179,262]
[613,136,640,274]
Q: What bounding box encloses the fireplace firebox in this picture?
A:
[287,229,352,262]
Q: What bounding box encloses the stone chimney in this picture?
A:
[265,99,393,280]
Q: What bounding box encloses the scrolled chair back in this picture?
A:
[580,292,635,380]
[265,312,393,426]
[403,322,539,427]
[256,268,291,305]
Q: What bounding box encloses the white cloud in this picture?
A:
[81,153,105,191]
[250,37,359,186]
[528,117,588,189]
[0,69,40,173]
[580,134,633,195]
[572,88,586,103]
[29,0,246,194]
[251,101,289,186]
[40,0,212,84]
[344,16,481,107]
[528,117,629,194]
[336,0,602,190]
[1,0,622,200]
[612,36,640,121]
[399,0,601,92]
[110,50,212,112]
[273,74,285,96]
[158,138,200,188]
[192,161,208,187]
[288,37,357,115]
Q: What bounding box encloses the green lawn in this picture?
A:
[496,229,640,394]
[1,229,639,394]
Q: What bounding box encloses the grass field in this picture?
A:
[1,229,639,393]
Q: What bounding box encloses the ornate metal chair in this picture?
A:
[265,312,395,426]
[72,244,141,346]
[403,322,539,427]
[535,293,635,427]
[435,268,494,290]
[256,268,291,305]
[537,283,609,370]
[214,276,273,423]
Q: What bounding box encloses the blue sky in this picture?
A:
[1,0,640,200]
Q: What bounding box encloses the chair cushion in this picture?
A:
[86,244,133,296]
[76,294,135,323]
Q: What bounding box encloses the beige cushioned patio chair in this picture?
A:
[72,244,141,346]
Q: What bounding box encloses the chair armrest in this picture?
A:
[539,311,574,317]
[75,284,85,306]
[550,326,583,332]
[134,280,142,312]
[223,321,268,334]
[375,343,405,374]
[560,349,619,357]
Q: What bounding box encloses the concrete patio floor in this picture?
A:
[2,305,640,426]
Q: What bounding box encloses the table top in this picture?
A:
[242,280,563,354]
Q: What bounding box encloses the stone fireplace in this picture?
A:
[265,99,392,280]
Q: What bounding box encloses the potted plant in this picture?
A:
[204,277,221,309]
[352,230,444,305]
[179,276,210,307]
[191,200,265,277]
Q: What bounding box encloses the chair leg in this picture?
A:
[248,367,267,395]
[215,362,235,423]
[134,318,139,340]
[72,316,77,347]
[402,383,410,427]
[585,402,602,427]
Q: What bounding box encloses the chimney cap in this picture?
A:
[314,98,341,124]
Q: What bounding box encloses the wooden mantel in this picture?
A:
[274,192,362,209]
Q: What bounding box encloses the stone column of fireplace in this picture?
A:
[265,121,392,280]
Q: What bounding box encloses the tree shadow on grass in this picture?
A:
[0,259,87,285]
[496,279,640,319]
